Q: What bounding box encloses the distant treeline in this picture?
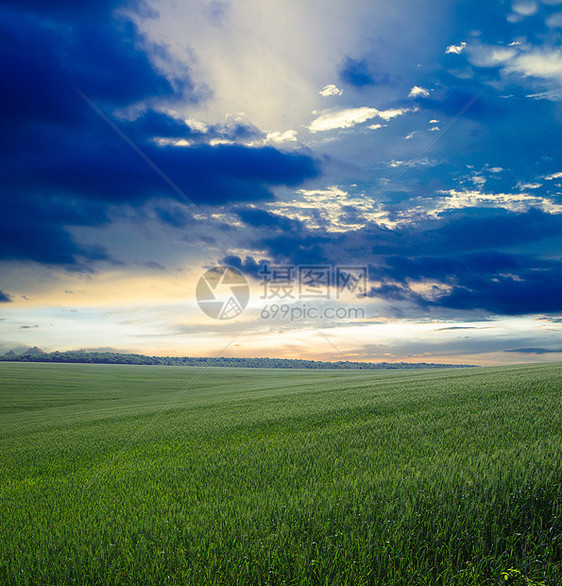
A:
[0,349,477,369]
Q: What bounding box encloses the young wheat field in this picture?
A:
[0,362,560,585]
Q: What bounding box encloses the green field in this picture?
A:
[0,362,560,585]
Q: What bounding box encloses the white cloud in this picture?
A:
[408,85,430,98]
[526,89,562,100]
[319,84,343,97]
[269,186,388,232]
[405,131,416,140]
[308,107,409,132]
[429,119,440,124]
[209,138,235,146]
[488,167,503,173]
[388,158,436,168]
[471,175,486,187]
[368,124,386,130]
[546,12,562,26]
[545,171,562,180]
[433,189,562,214]
[469,45,517,67]
[377,108,411,121]
[155,137,193,147]
[507,13,522,22]
[135,0,442,136]
[506,48,562,81]
[245,129,299,147]
[265,130,298,143]
[470,44,562,82]
[467,43,562,99]
[297,186,349,198]
[446,42,467,54]
[517,181,542,189]
[428,126,440,132]
[184,118,209,133]
[512,0,539,15]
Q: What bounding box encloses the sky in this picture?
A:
[1,0,562,365]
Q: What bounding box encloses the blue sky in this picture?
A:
[1,0,562,364]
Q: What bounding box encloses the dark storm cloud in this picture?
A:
[380,251,520,282]
[6,0,128,18]
[1,128,318,206]
[153,202,191,228]
[0,0,319,266]
[369,208,562,257]
[121,110,265,144]
[376,249,562,315]
[432,269,562,315]
[0,290,13,303]
[122,111,204,142]
[260,233,333,266]
[505,348,562,354]
[0,2,178,127]
[221,255,265,277]
[242,208,562,266]
[373,212,562,314]
[339,57,387,88]
[232,204,562,316]
[235,208,303,231]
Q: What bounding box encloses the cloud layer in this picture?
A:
[0,0,319,265]
[2,0,562,363]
